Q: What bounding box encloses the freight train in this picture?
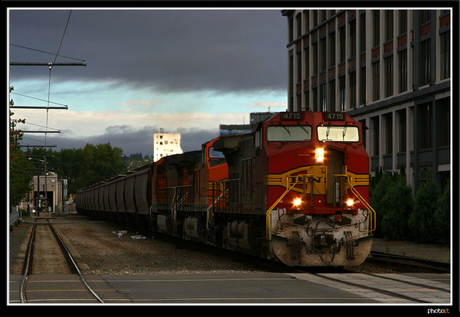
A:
[76,111,375,266]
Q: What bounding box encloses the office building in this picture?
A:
[282,9,451,191]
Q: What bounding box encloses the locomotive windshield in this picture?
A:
[208,146,226,167]
[317,126,360,142]
[267,125,312,142]
[209,147,225,159]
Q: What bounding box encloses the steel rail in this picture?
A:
[19,219,104,304]
[369,251,450,272]
[307,272,429,303]
[48,221,104,303]
[366,273,450,293]
[19,220,37,303]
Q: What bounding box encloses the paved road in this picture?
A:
[9,272,451,305]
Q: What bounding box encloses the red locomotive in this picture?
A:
[77,111,375,266]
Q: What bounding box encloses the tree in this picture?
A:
[9,86,32,207]
[29,142,127,195]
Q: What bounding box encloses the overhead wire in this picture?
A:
[10,43,85,62]
[45,10,72,149]
[23,121,60,131]
[11,91,68,106]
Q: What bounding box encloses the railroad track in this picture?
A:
[20,218,104,304]
[369,251,450,273]
[291,251,451,303]
[292,269,450,303]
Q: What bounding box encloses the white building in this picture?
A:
[153,130,183,162]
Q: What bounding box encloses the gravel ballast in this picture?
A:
[9,215,451,275]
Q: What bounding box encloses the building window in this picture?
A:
[312,42,318,75]
[372,11,380,47]
[397,109,406,153]
[312,10,318,27]
[296,13,302,38]
[384,55,393,97]
[339,76,346,110]
[384,113,393,155]
[360,12,366,53]
[320,37,327,72]
[288,17,293,43]
[371,116,379,156]
[296,91,302,110]
[372,61,380,101]
[312,87,317,112]
[421,39,431,86]
[289,51,293,89]
[303,10,310,33]
[359,66,366,105]
[329,32,335,67]
[296,50,302,83]
[421,10,431,24]
[384,10,393,42]
[320,10,327,23]
[438,99,450,146]
[304,90,309,111]
[339,26,346,63]
[398,49,407,93]
[320,83,327,112]
[349,19,356,58]
[349,71,356,108]
[440,31,450,80]
[329,79,335,111]
[360,119,367,149]
[304,47,310,79]
[398,10,407,35]
[420,103,433,149]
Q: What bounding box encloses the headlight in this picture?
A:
[315,148,325,163]
[293,198,302,207]
[346,198,354,207]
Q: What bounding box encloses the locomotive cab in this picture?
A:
[259,111,375,266]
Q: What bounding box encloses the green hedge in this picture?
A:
[370,167,450,244]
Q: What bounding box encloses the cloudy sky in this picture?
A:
[8,8,288,156]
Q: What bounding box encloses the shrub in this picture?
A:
[434,179,450,244]
[369,170,394,238]
[380,173,413,240]
[370,167,414,239]
[409,170,441,243]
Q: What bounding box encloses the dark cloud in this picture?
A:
[9,9,287,93]
[41,125,220,156]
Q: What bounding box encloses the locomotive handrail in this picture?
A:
[334,166,376,235]
[206,182,229,230]
[265,175,299,240]
[344,174,376,235]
